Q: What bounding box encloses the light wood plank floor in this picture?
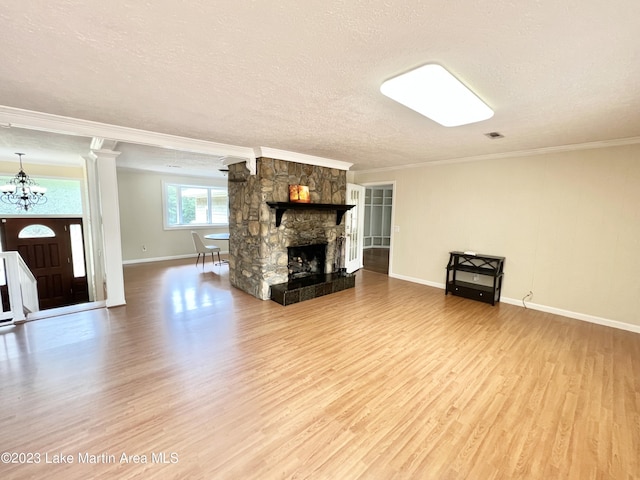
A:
[1,258,639,479]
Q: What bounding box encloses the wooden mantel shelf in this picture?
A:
[266,202,355,227]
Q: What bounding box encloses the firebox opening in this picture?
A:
[288,243,327,280]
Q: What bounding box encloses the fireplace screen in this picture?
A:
[288,243,327,280]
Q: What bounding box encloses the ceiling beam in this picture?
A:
[0,105,256,163]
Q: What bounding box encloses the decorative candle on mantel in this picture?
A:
[289,185,310,203]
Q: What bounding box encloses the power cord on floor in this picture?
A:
[522,291,533,309]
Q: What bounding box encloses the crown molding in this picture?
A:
[0,105,256,161]
[255,147,353,171]
[354,136,640,175]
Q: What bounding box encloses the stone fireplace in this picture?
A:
[227,156,354,303]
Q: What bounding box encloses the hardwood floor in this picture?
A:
[363,247,389,275]
[1,258,639,479]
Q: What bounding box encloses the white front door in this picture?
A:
[344,183,365,273]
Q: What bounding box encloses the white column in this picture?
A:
[90,147,126,307]
[83,154,105,302]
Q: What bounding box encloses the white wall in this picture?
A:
[353,143,640,328]
[117,169,229,262]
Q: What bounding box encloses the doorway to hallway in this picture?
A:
[362,184,393,275]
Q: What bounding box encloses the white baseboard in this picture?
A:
[388,272,640,334]
[123,251,229,265]
[389,272,445,290]
[500,297,640,334]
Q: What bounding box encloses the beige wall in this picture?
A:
[117,169,229,262]
[354,143,640,327]
[0,161,84,178]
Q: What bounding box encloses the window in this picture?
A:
[0,177,83,215]
[18,224,56,238]
[69,224,86,277]
[164,183,228,228]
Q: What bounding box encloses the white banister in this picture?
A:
[0,252,39,324]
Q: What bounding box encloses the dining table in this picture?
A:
[203,233,229,264]
[203,233,230,241]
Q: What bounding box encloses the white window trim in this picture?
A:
[162,181,229,230]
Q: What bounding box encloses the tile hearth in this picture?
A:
[270,272,356,306]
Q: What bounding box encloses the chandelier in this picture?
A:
[1,153,47,211]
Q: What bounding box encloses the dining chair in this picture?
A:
[191,231,222,268]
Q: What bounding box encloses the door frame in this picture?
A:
[0,212,97,305]
[1,217,90,309]
[360,181,396,276]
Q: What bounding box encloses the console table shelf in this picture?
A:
[266,202,355,227]
[445,251,505,305]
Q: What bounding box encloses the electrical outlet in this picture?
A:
[142,245,147,252]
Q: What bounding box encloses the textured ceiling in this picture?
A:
[114,142,226,177]
[0,0,639,173]
[0,127,91,166]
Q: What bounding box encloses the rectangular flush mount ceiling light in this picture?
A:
[380,64,493,127]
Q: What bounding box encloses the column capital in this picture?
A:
[89,148,121,161]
